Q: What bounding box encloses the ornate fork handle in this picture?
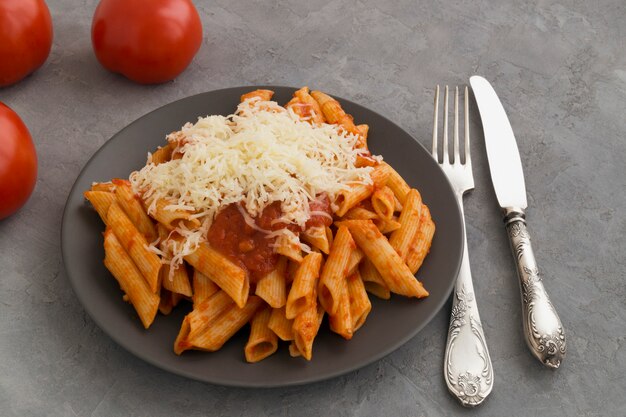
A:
[444,201,494,407]
[504,208,566,368]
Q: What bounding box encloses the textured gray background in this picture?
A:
[1,0,625,416]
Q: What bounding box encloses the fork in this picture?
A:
[433,86,494,407]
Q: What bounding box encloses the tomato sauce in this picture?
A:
[206,196,333,283]
[207,203,280,283]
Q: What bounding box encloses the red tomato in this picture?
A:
[0,0,53,87]
[91,0,203,84]
[0,103,38,220]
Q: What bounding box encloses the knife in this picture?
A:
[470,75,566,368]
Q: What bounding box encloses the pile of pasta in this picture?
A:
[84,87,435,363]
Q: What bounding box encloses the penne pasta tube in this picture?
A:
[360,258,391,300]
[274,232,303,263]
[342,220,429,298]
[389,189,423,261]
[286,87,325,124]
[288,342,301,357]
[84,191,116,225]
[268,306,295,341]
[107,202,162,293]
[174,317,191,354]
[186,290,234,342]
[113,179,157,242]
[328,275,353,340]
[343,206,378,221]
[103,229,159,329]
[245,306,278,363]
[161,263,192,298]
[292,303,325,360]
[150,143,174,165]
[318,226,355,315]
[371,186,396,220]
[241,89,274,102]
[406,204,436,274]
[374,217,401,234]
[384,162,411,205]
[256,256,287,308]
[184,243,249,308]
[189,296,263,352]
[90,181,116,192]
[175,290,237,354]
[347,271,371,332]
[334,163,391,217]
[310,90,366,149]
[286,252,322,319]
[346,247,364,276]
[302,226,330,254]
[192,268,219,307]
[151,198,200,230]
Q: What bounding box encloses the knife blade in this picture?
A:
[470,75,566,368]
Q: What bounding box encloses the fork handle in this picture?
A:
[504,208,566,368]
[444,203,493,407]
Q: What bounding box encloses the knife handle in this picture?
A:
[504,208,566,368]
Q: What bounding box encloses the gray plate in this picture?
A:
[61,86,463,387]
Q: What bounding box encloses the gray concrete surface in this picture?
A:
[1,0,625,416]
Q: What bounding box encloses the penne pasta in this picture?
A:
[151,198,201,231]
[286,252,322,319]
[347,271,372,332]
[112,179,157,242]
[103,229,159,329]
[107,202,162,293]
[186,290,234,343]
[346,247,364,276]
[318,226,355,315]
[90,181,116,192]
[328,275,353,340]
[341,220,429,298]
[384,162,411,205]
[88,86,436,363]
[389,189,423,261]
[406,204,436,274]
[256,256,287,308]
[184,243,249,308]
[360,258,391,300]
[274,232,303,263]
[241,89,274,102]
[84,191,116,224]
[334,163,391,217]
[192,269,219,307]
[161,263,192,298]
[374,217,401,235]
[302,226,331,254]
[286,86,325,124]
[150,143,174,165]
[245,306,278,363]
[343,206,378,221]
[371,186,395,220]
[292,303,325,360]
[268,306,295,341]
[188,296,263,352]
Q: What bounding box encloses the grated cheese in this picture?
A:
[129,98,376,265]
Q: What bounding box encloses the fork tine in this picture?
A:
[453,86,460,164]
[464,86,470,165]
[442,86,449,164]
[432,85,439,161]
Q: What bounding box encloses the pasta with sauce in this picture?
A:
[84,86,435,363]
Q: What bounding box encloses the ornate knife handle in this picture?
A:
[504,208,566,368]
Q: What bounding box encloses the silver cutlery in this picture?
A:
[434,85,494,407]
[470,75,566,368]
